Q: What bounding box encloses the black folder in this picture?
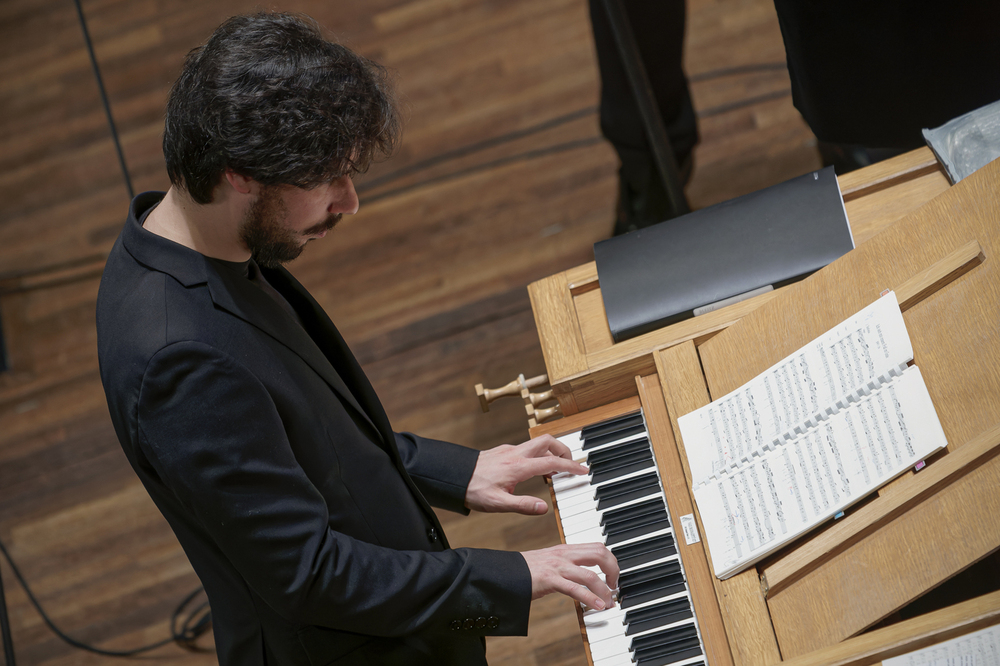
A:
[595,166,854,342]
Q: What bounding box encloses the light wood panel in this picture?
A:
[841,148,951,246]
[779,590,1000,666]
[694,156,1000,660]
[761,422,1000,599]
[768,444,1000,658]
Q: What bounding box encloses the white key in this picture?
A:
[558,485,663,520]
[556,432,583,458]
[583,591,686,642]
[556,467,660,504]
[565,526,604,545]
[589,630,636,662]
[552,474,596,496]
[560,509,600,537]
[556,430,650,477]
[590,617,699,662]
[562,494,665,536]
[583,586,686,624]
[592,653,633,666]
[556,493,599,517]
[561,498,672,545]
[594,653,705,666]
[552,472,591,493]
[583,608,629,644]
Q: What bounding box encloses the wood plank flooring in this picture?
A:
[0,0,819,663]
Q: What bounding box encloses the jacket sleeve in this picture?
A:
[393,432,479,515]
[136,340,531,636]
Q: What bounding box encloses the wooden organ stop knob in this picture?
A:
[525,402,561,428]
[475,373,548,412]
[521,386,555,408]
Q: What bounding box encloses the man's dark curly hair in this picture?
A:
[163,12,400,204]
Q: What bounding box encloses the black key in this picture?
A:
[589,449,654,484]
[606,508,667,535]
[640,659,703,666]
[635,637,702,666]
[605,514,671,546]
[619,561,685,609]
[594,472,658,501]
[612,534,676,570]
[583,423,646,450]
[601,497,665,527]
[631,623,702,666]
[630,621,699,651]
[619,560,680,590]
[594,473,660,511]
[581,412,644,441]
[625,597,693,636]
[586,438,650,466]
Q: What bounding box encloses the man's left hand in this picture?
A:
[465,434,587,515]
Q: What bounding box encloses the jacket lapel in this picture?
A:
[264,267,450,545]
[205,264,383,442]
[261,267,405,452]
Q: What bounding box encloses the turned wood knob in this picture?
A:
[520,386,556,408]
[475,373,548,412]
[526,401,561,426]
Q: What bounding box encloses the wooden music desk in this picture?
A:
[529,147,952,416]
[526,148,1000,666]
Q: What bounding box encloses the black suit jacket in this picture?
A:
[97,192,531,665]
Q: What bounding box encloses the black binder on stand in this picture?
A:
[594,166,855,342]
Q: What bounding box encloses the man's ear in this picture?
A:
[223,170,256,195]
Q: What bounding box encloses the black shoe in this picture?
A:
[612,154,692,236]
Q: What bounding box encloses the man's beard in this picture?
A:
[239,187,341,268]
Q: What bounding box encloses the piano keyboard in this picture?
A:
[551,411,708,666]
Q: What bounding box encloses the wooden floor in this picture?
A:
[0,0,820,664]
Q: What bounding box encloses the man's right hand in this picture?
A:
[521,543,619,610]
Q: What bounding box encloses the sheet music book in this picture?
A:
[882,624,1000,666]
[678,293,948,579]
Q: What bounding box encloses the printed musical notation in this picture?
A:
[684,293,914,487]
[679,293,949,578]
[882,624,1000,666]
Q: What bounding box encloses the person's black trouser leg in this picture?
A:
[588,0,698,234]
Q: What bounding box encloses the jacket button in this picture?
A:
[487,616,500,629]
[475,617,487,629]
[462,618,474,630]
[449,620,461,631]
[427,527,439,542]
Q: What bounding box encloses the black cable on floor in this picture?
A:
[0,536,211,659]
[0,561,15,666]
[73,0,134,200]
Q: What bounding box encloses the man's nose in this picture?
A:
[331,176,359,216]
